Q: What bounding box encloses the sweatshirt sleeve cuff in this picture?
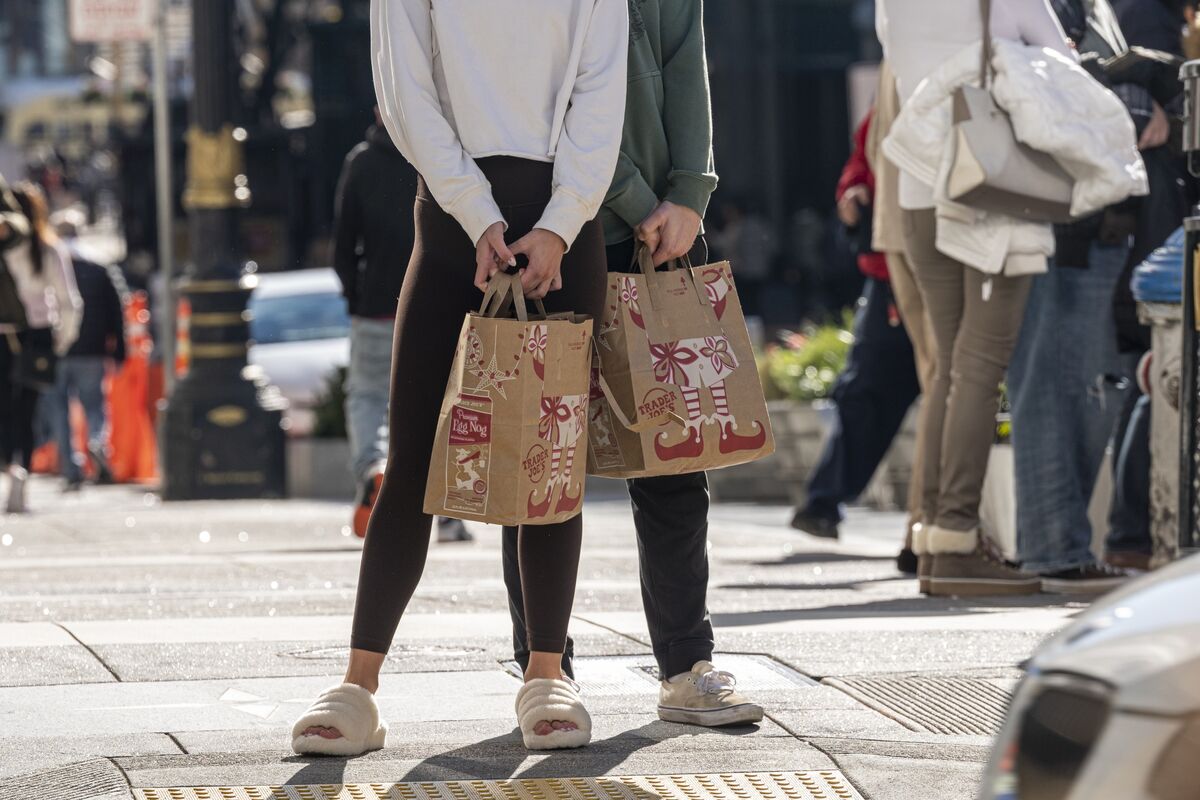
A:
[450,184,507,246]
[535,190,593,252]
[664,171,717,220]
[608,177,661,233]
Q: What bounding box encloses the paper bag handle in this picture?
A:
[478,272,549,322]
[633,242,693,275]
[633,243,713,316]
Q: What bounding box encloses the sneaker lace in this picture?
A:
[696,669,737,695]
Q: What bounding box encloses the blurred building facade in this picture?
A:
[2,0,876,321]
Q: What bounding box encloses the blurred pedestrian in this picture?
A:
[879,0,1078,596]
[871,63,940,579]
[790,109,923,572]
[711,201,775,317]
[1103,0,1197,570]
[292,0,628,755]
[51,250,127,491]
[1009,0,1180,591]
[0,183,82,513]
[332,109,471,543]
[501,0,763,728]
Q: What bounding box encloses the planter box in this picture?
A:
[287,437,356,500]
[707,399,917,508]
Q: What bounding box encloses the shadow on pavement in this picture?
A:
[711,595,1081,626]
[278,721,759,785]
[745,551,899,567]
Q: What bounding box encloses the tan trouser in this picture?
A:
[901,209,1031,535]
[886,249,936,531]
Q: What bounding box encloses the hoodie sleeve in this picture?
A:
[658,0,719,218]
[534,0,629,249]
[332,145,365,303]
[371,0,505,245]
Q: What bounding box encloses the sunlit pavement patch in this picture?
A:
[134,772,863,800]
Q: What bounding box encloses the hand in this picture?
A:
[636,200,703,267]
[836,184,869,227]
[474,221,516,292]
[510,228,566,300]
[1139,101,1170,151]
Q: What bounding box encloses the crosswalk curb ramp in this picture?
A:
[134,772,864,800]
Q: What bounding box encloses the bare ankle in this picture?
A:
[524,651,566,682]
[345,648,385,694]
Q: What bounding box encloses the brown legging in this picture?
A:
[350,157,607,656]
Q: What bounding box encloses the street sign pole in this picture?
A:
[152,0,175,396]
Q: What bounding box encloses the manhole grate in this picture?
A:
[824,676,1011,735]
[0,758,129,800]
[136,771,863,800]
[501,654,817,694]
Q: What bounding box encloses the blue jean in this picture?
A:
[52,356,108,483]
[1107,391,1151,555]
[1009,242,1136,572]
[345,317,394,484]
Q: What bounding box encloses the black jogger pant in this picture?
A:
[0,331,41,470]
[502,237,716,680]
[350,157,607,657]
[802,277,921,523]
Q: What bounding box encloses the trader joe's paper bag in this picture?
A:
[588,249,773,478]
[425,274,593,525]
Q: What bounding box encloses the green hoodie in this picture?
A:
[600,0,718,245]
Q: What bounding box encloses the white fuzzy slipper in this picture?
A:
[515,678,592,750]
[291,683,387,756]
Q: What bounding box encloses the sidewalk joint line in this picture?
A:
[569,613,652,648]
[805,738,874,800]
[103,756,135,794]
[53,622,124,682]
[161,732,189,754]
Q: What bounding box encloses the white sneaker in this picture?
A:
[658,661,764,727]
[5,467,27,514]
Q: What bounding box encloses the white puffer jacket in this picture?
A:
[883,39,1148,276]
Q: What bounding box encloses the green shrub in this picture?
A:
[760,317,854,402]
[312,366,349,439]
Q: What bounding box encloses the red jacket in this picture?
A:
[836,111,889,281]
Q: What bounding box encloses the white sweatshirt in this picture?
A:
[371,0,629,249]
[877,0,1073,209]
[3,238,83,354]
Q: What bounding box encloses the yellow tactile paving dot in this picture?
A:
[135,772,863,800]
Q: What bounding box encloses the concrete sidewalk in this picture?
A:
[0,479,1086,800]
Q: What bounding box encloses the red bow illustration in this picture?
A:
[650,341,700,386]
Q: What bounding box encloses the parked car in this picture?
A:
[248,268,350,436]
[978,554,1200,800]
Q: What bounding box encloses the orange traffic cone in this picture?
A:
[108,291,158,484]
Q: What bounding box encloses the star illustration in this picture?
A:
[470,354,517,399]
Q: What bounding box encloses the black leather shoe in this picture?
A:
[789,509,839,540]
